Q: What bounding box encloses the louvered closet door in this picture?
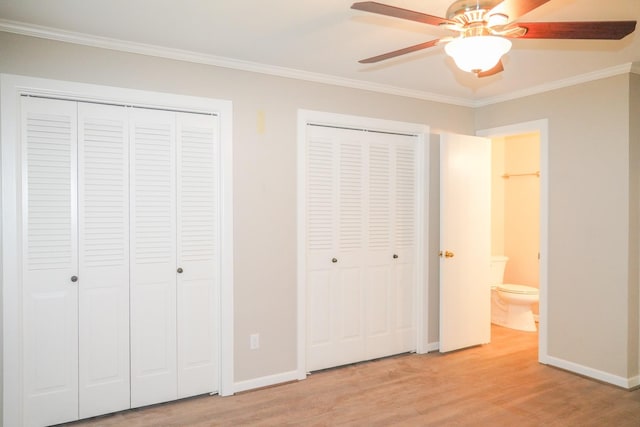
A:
[365,133,417,359]
[390,136,418,353]
[176,112,219,398]
[306,124,418,372]
[77,103,130,418]
[306,125,366,372]
[21,97,79,427]
[130,108,178,408]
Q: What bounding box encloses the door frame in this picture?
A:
[0,74,235,426]
[476,119,549,364]
[296,109,429,378]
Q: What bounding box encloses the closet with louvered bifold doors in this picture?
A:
[20,96,220,427]
[304,123,420,372]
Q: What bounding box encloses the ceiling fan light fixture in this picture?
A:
[444,35,512,73]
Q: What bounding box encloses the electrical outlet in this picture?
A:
[250,333,260,350]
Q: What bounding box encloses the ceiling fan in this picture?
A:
[351,0,637,77]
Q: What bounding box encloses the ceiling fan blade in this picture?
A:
[518,21,637,39]
[359,39,441,63]
[489,0,552,22]
[477,61,504,78]
[351,1,454,26]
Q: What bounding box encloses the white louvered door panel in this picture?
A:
[77,103,130,418]
[366,133,418,360]
[176,112,219,398]
[365,136,394,359]
[390,136,418,354]
[21,97,79,427]
[130,108,178,408]
[306,125,366,371]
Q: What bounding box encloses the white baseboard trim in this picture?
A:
[545,355,639,389]
[426,342,439,352]
[233,370,303,394]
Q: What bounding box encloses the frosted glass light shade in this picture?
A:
[444,36,512,73]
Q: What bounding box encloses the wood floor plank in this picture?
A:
[65,325,640,426]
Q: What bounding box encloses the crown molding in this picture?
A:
[0,19,634,109]
[473,63,635,107]
[0,19,475,107]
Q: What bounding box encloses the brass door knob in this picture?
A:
[439,250,455,258]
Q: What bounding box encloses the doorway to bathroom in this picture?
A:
[478,120,549,363]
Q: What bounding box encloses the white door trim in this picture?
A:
[476,119,549,365]
[296,109,429,379]
[1,74,235,427]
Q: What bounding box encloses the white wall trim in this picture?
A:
[476,119,550,366]
[425,342,440,352]
[233,370,301,394]
[296,109,429,376]
[1,74,235,426]
[475,64,634,107]
[545,355,640,390]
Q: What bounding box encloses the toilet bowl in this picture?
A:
[490,256,539,332]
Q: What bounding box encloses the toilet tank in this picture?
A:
[490,256,509,285]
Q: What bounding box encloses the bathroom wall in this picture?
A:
[503,133,540,287]
[491,133,540,288]
[491,137,506,257]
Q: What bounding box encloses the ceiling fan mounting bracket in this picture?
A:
[446,0,503,23]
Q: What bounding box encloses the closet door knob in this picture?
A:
[331,258,338,263]
[393,254,398,259]
[70,276,78,283]
[177,267,184,274]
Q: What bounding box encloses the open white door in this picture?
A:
[439,133,491,353]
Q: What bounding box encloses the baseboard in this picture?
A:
[628,375,640,390]
[233,370,303,394]
[426,341,439,352]
[545,355,639,389]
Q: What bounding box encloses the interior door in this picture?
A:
[21,97,79,427]
[176,112,220,398]
[365,132,418,359]
[305,124,419,371]
[305,125,367,371]
[130,108,178,408]
[78,102,131,418]
[439,133,491,353]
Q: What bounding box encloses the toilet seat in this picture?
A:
[497,284,538,295]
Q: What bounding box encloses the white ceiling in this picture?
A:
[1,0,638,105]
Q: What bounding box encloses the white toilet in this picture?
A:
[490,256,539,332]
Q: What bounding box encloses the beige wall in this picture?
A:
[1,30,638,395]
[476,74,637,379]
[0,32,474,385]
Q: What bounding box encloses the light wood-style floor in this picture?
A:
[67,325,640,426]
